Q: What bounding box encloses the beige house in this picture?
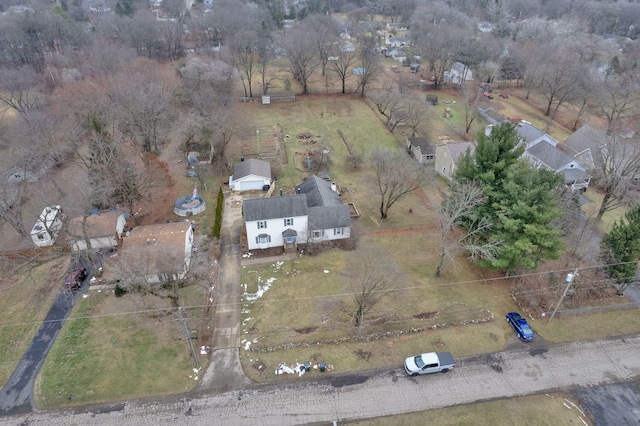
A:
[119,221,194,283]
[435,141,476,180]
[406,137,436,165]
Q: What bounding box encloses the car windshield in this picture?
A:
[414,355,425,369]
[518,320,533,334]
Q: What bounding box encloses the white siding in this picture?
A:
[246,215,308,250]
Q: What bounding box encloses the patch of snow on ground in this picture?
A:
[242,339,251,350]
[243,276,276,302]
[324,270,330,273]
[242,317,253,324]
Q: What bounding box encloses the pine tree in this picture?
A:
[600,205,640,290]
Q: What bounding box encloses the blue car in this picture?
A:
[506,312,535,341]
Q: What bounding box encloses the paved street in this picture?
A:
[1,334,638,425]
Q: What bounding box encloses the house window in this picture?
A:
[256,234,271,244]
[442,166,446,174]
[425,154,435,160]
[334,228,342,235]
[312,230,324,238]
[257,221,267,229]
[284,218,293,226]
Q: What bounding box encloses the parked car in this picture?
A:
[65,267,87,290]
[506,312,535,341]
[482,92,493,99]
[404,352,455,376]
[499,93,509,99]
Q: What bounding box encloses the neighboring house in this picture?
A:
[67,211,127,251]
[449,62,473,84]
[229,158,271,191]
[243,176,351,251]
[488,123,592,191]
[406,137,436,164]
[30,206,65,248]
[524,142,591,192]
[435,141,476,180]
[120,221,195,283]
[386,36,409,47]
[387,48,404,60]
[515,122,559,149]
[479,107,507,126]
[386,22,408,32]
[561,124,607,170]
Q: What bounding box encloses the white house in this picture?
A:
[67,211,127,251]
[243,176,351,251]
[229,159,271,191]
[449,62,473,84]
[30,206,65,247]
[119,221,195,283]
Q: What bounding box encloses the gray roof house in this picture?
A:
[229,158,271,191]
[487,123,592,192]
[243,176,351,251]
[406,137,436,164]
[524,141,591,191]
[561,124,608,170]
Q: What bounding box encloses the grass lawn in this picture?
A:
[346,392,592,426]
[240,233,516,383]
[579,188,629,232]
[0,257,70,387]
[34,286,206,409]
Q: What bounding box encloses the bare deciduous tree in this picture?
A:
[0,66,44,121]
[279,23,319,95]
[458,82,481,136]
[434,182,495,277]
[592,129,640,220]
[371,148,427,220]
[343,245,401,328]
[354,34,382,98]
[330,48,357,94]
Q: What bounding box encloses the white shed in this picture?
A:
[30,206,65,247]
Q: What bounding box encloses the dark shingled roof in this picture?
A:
[233,158,271,180]
[408,138,436,155]
[308,205,351,229]
[244,176,352,231]
[296,175,342,207]
[243,195,309,221]
[527,141,575,171]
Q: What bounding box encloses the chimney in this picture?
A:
[296,187,301,194]
[331,182,337,192]
[240,155,244,161]
[279,189,283,196]
[146,239,151,246]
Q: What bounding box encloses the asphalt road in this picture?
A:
[0,334,638,425]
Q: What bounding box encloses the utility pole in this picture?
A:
[178,307,199,366]
[549,269,578,323]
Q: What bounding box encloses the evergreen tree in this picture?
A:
[600,205,640,290]
[480,162,564,272]
[454,122,564,274]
